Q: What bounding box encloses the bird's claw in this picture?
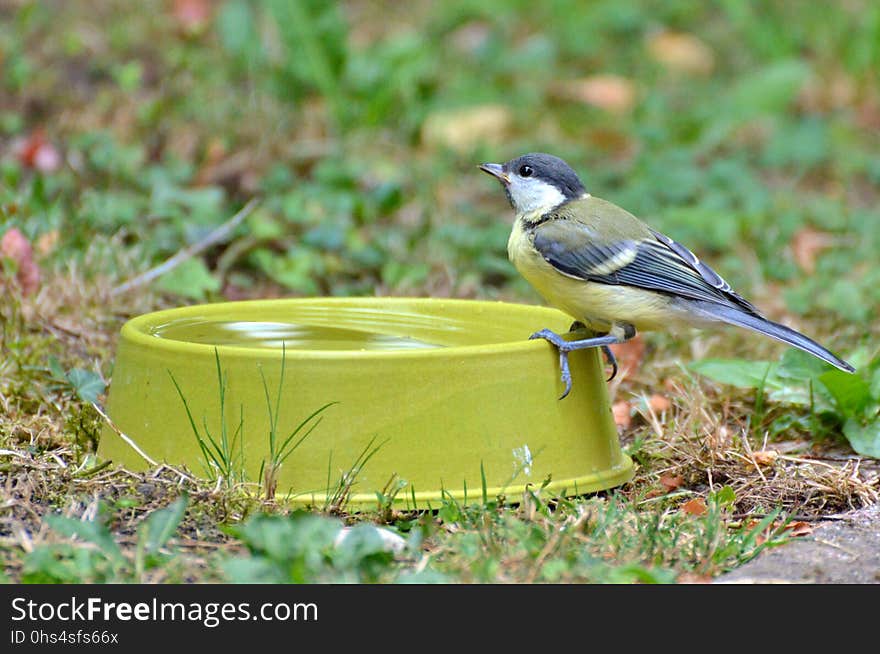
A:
[531,329,574,399]
[557,350,573,400]
[601,345,618,382]
[530,328,623,400]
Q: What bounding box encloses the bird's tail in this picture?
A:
[690,301,855,373]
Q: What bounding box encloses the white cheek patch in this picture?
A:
[509,178,567,215]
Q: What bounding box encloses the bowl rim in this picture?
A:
[120,296,577,361]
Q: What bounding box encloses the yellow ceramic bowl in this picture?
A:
[98,298,632,508]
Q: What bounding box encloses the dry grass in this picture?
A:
[1,262,878,582]
[621,375,879,516]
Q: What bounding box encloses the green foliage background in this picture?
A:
[2,0,878,324]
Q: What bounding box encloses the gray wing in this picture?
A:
[532,219,762,315]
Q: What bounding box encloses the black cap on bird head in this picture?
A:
[480,152,586,213]
[503,153,585,199]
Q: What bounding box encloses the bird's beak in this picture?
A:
[479,162,509,185]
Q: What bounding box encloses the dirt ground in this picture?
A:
[717,502,880,584]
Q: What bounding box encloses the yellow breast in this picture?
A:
[507,219,676,332]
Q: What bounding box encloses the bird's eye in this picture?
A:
[518,165,533,177]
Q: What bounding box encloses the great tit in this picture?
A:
[480,152,854,399]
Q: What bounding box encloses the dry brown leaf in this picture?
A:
[1,228,41,295]
[791,228,834,274]
[799,72,856,113]
[752,450,778,467]
[649,393,671,413]
[421,104,512,153]
[659,474,684,492]
[36,230,59,257]
[646,31,715,75]
[681,497,708,516]
[612,400,632,429]
[677,572,712,584]
[552,75,636,114]
[609,334,645,377]
[784,521,813,538]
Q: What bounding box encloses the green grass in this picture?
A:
[16,480,793,584]
[1,0,879,584]
[170,349,247,487]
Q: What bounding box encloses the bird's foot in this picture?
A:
[529,329,620,400]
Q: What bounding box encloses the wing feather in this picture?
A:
[531,217,761,315]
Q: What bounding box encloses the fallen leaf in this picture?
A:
[173,0,212,36]
[752,450,778,467]
[421,104,512,153]
[681,497,708,516]
[612,400,632,429]
[609,334,645,377]
[552,75,636,114]
[649,393,671,413]
[646,31,715,75]
[1,228,41,295]
[791,228,834,274]
[14,129,61,173]
[659,474,684,492]
[677,572,712,584]
[36,230,59,256]
[799,71,856,113]
[784,521,813,538]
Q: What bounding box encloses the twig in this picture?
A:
[91,401,158,468]
[111,197,260,296]
[92,404,199,484]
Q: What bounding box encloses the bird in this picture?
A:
[479,152,854,399]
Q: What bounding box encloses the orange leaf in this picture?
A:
[612,401,632,429]
[36,230,59,257]
[785,521,813,538]
[752,450,778,467]
[681,498,707,516]
[609,334,645,378]
[421,104,512,153]
[677,572,712,584]
[646,31,715,75]
[791,228,834,274]
[659,474,684,492]
[552,75,637,114]
[648,393,671,413]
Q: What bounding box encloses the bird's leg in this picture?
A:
[530,323,635,400]
[567,321,619,382]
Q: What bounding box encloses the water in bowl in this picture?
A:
[150,319,443,351]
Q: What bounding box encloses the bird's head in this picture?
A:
[479,152,586,216]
